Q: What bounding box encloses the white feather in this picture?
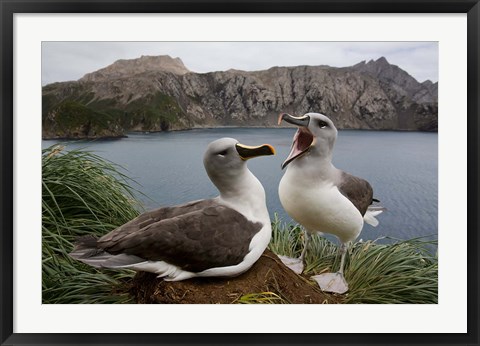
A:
[364,209,383,227]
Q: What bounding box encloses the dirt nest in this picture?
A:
[128,249,342,304]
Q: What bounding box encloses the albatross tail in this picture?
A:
[69,235,146,268]
[364,204,386,227]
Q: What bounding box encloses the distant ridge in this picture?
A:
[80,55,190,82]
[353,57,437,104]
[42,55,438,139]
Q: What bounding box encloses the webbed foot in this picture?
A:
[277,255,304,274]
[311,272,349,294]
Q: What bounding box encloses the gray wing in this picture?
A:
[337,171,374,216]
[98,199,217,244]
[97,202,263,272]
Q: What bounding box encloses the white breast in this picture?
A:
[279,170,363,243]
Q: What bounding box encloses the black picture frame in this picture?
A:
[1,1,478,345]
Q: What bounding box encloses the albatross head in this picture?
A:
[278,112,337,169]
[203,137,275,192]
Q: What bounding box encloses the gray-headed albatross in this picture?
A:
[70,138,275,281]
[278,112,384,294]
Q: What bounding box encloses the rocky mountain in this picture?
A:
[81,55,190,82]
[42,55,438,139]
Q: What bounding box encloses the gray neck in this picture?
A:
[215,167,269,222]
[288,148,337,180]
[218,168,264,202]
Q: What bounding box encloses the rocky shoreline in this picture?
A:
[42,124,438,141]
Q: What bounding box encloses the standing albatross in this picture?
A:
[278,113,383,294]
[70,137,275,281]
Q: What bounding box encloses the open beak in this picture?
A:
[235,143,276,160]
[278,113,314,169]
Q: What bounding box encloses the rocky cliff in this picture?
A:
[42,55,438,139]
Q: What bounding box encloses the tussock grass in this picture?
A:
[269,216,438,304]
[343,238,438,303]
[42,145,141,303]
[268,214,304,258]
[236,292,286,304]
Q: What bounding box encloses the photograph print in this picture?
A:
[41,41,438,304]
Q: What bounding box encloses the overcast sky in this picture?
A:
[42,42,438,86]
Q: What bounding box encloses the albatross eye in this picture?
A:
[217,150,228,156]
[318,120,328,128]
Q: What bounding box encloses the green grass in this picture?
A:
[268,214,438,304]
[43,86,186,136]
[124,92,185,130]
[43,101,124,138]
[42,148,438,304]
[235,292,286,304]
[42,145,142,303]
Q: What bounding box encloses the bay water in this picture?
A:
[42,128,438,244]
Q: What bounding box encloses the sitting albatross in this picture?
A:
[278,113,383,294]
[70,138,275,281]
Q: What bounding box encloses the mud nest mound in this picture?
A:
[128,249,342,304]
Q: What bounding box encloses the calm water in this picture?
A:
[42,128,438,243]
